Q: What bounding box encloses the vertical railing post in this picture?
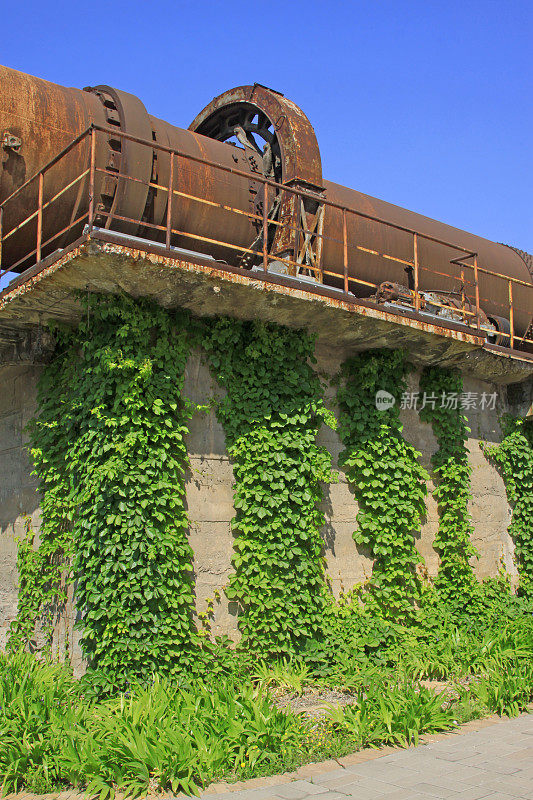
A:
[36,171,44,263]
[473,254,481,330]
[316,204,325,284]
[292,192,298,272]
[263,182,269,273]
[460,266,466,323]
[166,151,175,252]
[0,204,3,274]
[509,280,515,349]
[88,127,96,233]
[342,208,348,293]
[413,233,419,310]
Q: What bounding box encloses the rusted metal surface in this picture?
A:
[189,83,325,262]
[1,121,531,351]
[152,122,259,262]
[0,66,262,269]
[83,85,153,236]
[0,65,532,351]
[321,180,533,341]
[0,64,107,267]
[501,244,533,282]
[189,84,323,188]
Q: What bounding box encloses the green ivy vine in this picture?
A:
[483,415,533,597]
[419,367,478,610]
[8,336,77,654]
[11,294,199,681]
[12,289,530,679]
[202,318,337,658]
[336,349,428,619]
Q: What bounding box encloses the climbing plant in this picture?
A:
[8,332,76,654]
[483,416,533,598]
[336,349,428,620]
[419,367,478,611]
[11,294,198,681]
[202,318,337,658]
[14,288,530,684]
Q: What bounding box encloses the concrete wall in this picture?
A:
[0,343,521,666]
[0,366,41,650]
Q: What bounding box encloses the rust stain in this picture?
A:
[1,233,483,348]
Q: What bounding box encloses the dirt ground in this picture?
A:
[271,679,461,719]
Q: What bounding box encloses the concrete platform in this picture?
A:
[0,228,532,385]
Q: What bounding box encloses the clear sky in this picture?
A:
[2,0,532,253]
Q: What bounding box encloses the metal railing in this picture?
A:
[0,124,532,352]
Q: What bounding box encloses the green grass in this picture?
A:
[2,581,533,798]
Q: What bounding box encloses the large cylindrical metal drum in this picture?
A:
[0,66,108,267]
[0,65,260,269]
[1,64,531,342]
[322,181,532,337]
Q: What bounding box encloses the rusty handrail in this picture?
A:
[0,124,531,352]
[0,124,478,257]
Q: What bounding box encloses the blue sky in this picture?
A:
[2,0,532,252]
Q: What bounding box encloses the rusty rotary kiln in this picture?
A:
[0,64,532,347]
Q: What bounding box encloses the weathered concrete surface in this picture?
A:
[314,349,519,599]
[185,345,519,633]
[0,344,522,663]
[0,366,41,649]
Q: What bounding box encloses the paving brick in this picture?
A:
[273,783,324,800]
[511,766,533,781]
[479,794,526,800]
[335,777,405,795]
[472,762,523,776]
[336,753,372,767]
[200,794,232,799]
[296,764,338,779]
[344,763,421,782]
[435,751,482,762]
[478,777,533,798]
[297,762,339,778]
[356,749,395,763]
[277,782,330,797]
[409,783,463,798]
[330,789,385,800]
[390,756,454,774]
[231,789,288,800]
[332,790,385,800]
[308,794,355,800]
[434,765,510,786]
[249,779,279,789]
[377,792,439,800]
[259,779,301,789]
[362,753,407,765]
[464,755,523,768]
[310,776,359,790]
[435,789,495,800]
[311,770,350,785]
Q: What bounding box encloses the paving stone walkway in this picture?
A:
[201,713,533,800]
